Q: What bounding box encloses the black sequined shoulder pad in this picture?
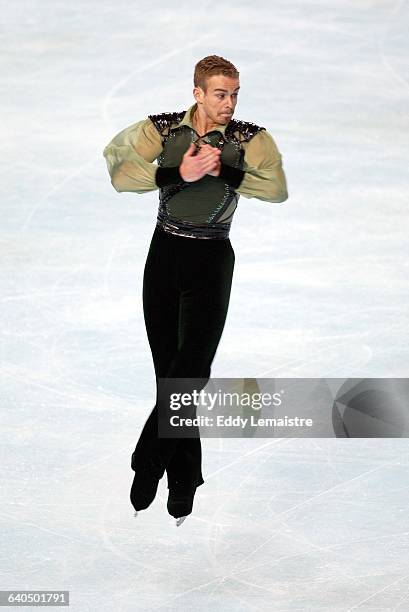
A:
[225,119,265,142]
[148,110,186,137]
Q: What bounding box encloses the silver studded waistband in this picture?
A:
[155,213,231,240]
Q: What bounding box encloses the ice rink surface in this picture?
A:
[1,0,409,609]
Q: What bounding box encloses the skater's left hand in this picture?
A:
[197,144,221,177]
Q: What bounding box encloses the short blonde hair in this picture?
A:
[194,55,239,93]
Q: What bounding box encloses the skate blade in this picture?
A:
[175,516,187,527]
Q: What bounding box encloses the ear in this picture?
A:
[193,86,203,105]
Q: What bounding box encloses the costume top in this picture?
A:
[103,102,288,239]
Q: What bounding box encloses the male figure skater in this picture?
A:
[103,54,288,526]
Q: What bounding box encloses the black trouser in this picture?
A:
[131,225,235,492]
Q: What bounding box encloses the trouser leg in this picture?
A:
[131,229,180,477]
[166,240,235,490]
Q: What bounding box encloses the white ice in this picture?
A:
[1,0,409,610]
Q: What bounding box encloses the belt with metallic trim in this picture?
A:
[156,212,231,240]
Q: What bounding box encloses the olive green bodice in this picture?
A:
[148,109,265,239]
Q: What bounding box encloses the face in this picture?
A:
[194,74,240,124]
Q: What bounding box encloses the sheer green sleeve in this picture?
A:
[236,129,288,203]
[102,118,163,193]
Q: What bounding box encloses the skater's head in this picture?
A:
[193,55,240,125]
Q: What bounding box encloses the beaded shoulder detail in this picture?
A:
[225,119,265,142]
[148,110,186,137]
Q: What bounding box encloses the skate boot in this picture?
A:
[130,452,163,512]
[167,481,198,521]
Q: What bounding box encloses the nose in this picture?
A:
[225,95,236,109]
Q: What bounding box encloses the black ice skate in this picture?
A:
[130,451,164,512]
[167,482,198,522]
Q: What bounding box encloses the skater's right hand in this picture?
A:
[179,143,221,182]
